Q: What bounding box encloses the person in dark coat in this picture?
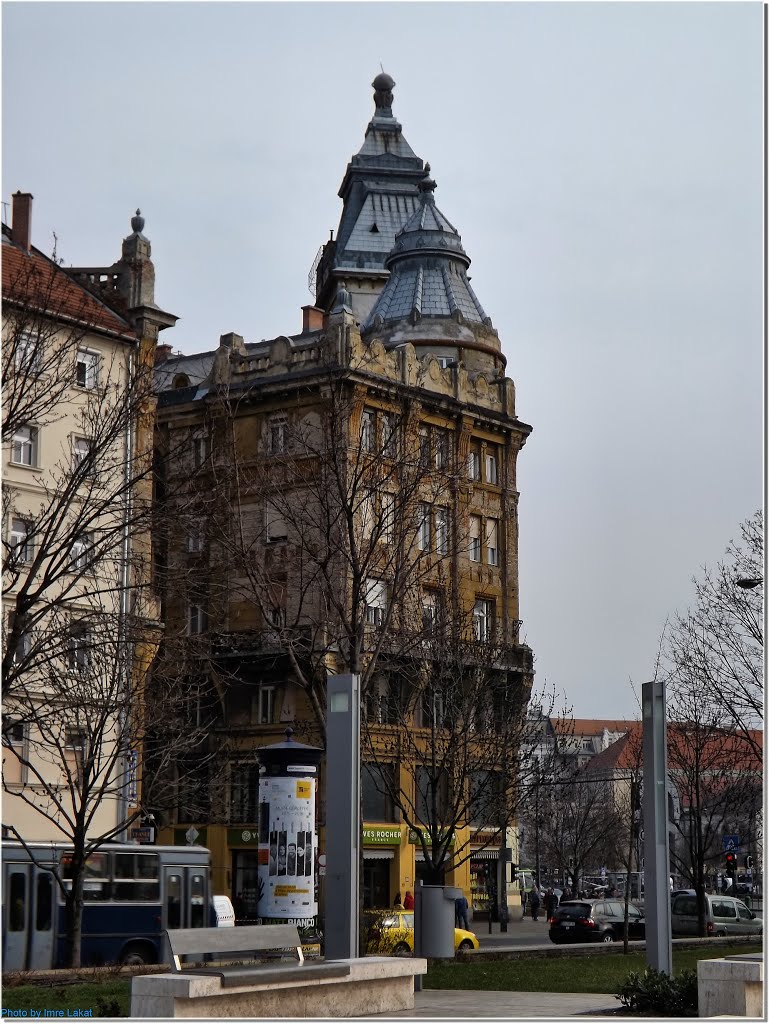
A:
[455,893,470,930]
[544,888,558,918]
[529,885,541,921]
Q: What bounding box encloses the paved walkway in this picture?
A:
[366,989,618,1018]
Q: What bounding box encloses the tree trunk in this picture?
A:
[64,859,85,968]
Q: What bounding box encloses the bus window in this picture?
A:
[36,874,52,931]
[190,873,205,928]
[167,874,182,929]
[113,854,160,901]
[61,853,110,901]
[9,872,26,930]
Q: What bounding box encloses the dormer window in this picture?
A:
[369,223,380,233]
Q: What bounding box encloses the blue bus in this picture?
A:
[2,841,212,969]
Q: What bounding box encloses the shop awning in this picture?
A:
[363,849,395,860]
[471,849,501,861]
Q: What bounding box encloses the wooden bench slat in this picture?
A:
[198,963,351,988]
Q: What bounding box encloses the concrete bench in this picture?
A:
[698,952,764,1017]
[131,923,427,1018]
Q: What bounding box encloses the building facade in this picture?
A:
[152,75,534,921]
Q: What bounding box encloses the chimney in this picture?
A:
[11,191,33,251]
[301,305,325,333]
[154,343,173,366]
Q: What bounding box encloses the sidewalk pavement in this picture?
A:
[366,989,618,1018]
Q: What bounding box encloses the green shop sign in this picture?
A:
[227,828,261,845]
[408,829,455,846]
[362,825,403,846]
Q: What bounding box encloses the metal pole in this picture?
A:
[324,674,360,959]
[642,680,672,975]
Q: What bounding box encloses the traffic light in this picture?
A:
[725,851,737,876]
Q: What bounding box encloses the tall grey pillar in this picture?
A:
[642,680,672,975]
[324,673,360,959]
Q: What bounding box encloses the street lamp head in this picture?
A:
[735,577,763,590]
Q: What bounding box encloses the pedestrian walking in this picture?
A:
[529,885,541,921]
[393,892,405,909]
[544,887,558,918]
[403,890,414,909]
[455,892,470,930]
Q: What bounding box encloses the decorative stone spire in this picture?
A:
[131,208,145,236]
[372,71,395,116]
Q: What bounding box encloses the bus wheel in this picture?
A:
[120,943,155,966]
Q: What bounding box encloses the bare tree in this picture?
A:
[663,511,763,759]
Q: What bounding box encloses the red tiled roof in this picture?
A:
[586,722,762,774]
[553,718,636,736]
[2,236,133,339]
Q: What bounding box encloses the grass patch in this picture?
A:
[424,944,763,993]
[0,980,131,1017]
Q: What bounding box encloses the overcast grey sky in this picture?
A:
[3,2,763,718]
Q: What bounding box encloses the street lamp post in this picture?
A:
[642,680,673,975]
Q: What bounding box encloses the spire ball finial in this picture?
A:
[418,175,437,197]
[131,208,145,234]
[372,71,395,112]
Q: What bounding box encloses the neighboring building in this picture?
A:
[553,718,633,772]
[152,75,534,920]
[2,193,175,841]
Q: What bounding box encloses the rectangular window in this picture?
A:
[417,504,431,552]
[418,426,430,470]
[435,507,449,555]
[380,413,397,458]
[72,436,92,473]
[365,678,398,724]
[469,515,481,562]
[11,425,37,467]
[231,764,260,824]
[16,332,42,376]
[434,430,449,470]
[187,601,208,635]
[422,590,438,634]
[364,578,387,627]
[256,685,276,725]
[268,416,288,454]
[486,518,499,566]
[415,765,449,822]
[473,598,494,642]
[3,721,25,785]
[69,532,93,571]
[8,872,26,931]
[187,523,204,553]
[192,431,208,468]
[75,349,99,389]
[10,517,33,563]
[265,503,288,542]
[359,490,375,541]
[7,612,31,664]
[380,492,395,544]
[112,853,160,902]
[362,762,396,822]
[68,624,91,670]
[420,687,447,729]
[360,410,376,453]
[485,448,499,485]
[468,446,481,482]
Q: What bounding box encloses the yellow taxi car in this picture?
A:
[365,910,479,956]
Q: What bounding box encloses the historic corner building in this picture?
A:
[153,74,534,921]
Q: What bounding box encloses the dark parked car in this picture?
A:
[548,899,646,944]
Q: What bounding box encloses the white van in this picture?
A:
[212,894,235,927]
[671,893,762,938]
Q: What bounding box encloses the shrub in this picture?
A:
[617,966,698,1016]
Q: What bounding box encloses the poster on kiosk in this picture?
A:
[257,730,321,926]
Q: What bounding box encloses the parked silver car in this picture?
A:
[671,892,762,938]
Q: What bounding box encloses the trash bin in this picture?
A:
[414,883,462,959]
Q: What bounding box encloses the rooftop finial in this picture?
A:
[418,174,437,200]
[372,70,395,114]
[131,208,145,235]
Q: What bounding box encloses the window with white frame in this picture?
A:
[187,523,204,553]
[473,598,494,642]
[434,429,449,470]
[379,492,395,544]
[68,623,91,671]
[10,517,33,563]
[485,447,499,485]
[16,332,42,376]
[187,600,208,635]
[380,413,397,458]
[72,436,92,473]
[265,503,288,542]
[469,515,481,562]
[416,503,431,552]
[191,430,209,468]
[255,685,276,725]
[11,425,37,467]
[269,606,286,628]
[359,490,375,540]
[7,611,32,664]
[418,425,430,469]
[268,415,288,454]
[421,590,440,634]
[75,349,99,389]
[486,518,499,566]
[2,720,26,785]
[64,727,87,781]
[468,445,481,482]
[364,578,387,627]
[360,409,376,453]
[435,507,449,555]
[69,533,93,571]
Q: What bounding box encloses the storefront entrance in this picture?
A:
[362,857,391,909]
[231,850,260,922]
